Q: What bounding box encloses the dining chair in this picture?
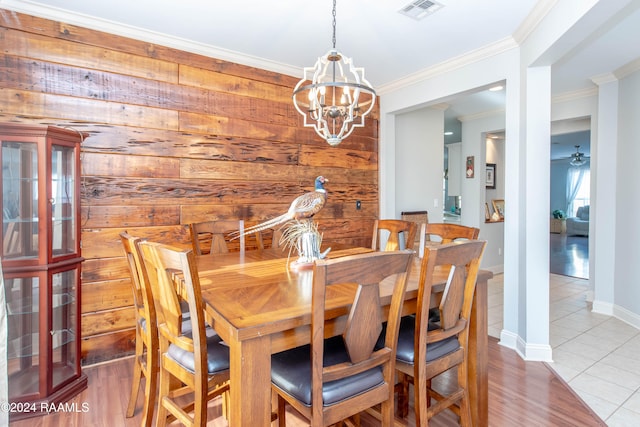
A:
[137,241,230,427]
[371,219,418,252]
[418,222,481,325]
[120,232,158,427]
[422,222,480,244]
[401,210,429,251]
[188,220,245,255]
[270,250,414,427]
[249,225,283,250]
[414,223,479,259]
[395,240,486,426]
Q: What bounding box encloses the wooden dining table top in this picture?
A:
[192,245,492,426]
[195,246,459,342]
[196,246,380,345]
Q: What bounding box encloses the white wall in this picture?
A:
[394,108,444,220]
[613,68,640,324]
[550,161,569,215]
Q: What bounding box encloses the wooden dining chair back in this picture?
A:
[271,250,414,427]
[371,219,418,252]
[415,222,479,259]
[263,227,284,249]
[422,222,480,245]
[247,225,283,250]
[401,210,429,251]
[137,241,230,427]
[120,232,158,427]
[188,220,245,255]
[395,240,486,426]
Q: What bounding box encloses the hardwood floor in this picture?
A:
[9,338,605,427]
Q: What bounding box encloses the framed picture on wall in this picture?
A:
[486,163,496,189]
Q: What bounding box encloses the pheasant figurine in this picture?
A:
[236,176,328,238]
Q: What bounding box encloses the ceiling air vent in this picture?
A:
[399,0,444,20]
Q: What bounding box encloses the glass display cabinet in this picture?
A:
[1,123,87,420]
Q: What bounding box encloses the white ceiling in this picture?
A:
[2,0,640,159]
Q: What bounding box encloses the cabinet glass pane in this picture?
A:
[51,269,77,388]
[2,141,39,260]
[51,145,76,256]
[4,276,40,398]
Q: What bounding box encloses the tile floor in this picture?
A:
[487,273,640,426]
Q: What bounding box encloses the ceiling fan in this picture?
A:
[569,145,588,166]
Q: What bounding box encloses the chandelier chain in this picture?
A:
[332,0,337,49]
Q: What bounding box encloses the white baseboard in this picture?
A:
[591,300,614,315]
[592,300,640,330]
[498,329,553,362]
[498,330,517,351]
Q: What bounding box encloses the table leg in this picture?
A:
[229,335,272,426]
[468,277,488,426]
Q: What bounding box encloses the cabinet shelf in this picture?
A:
[7,336,38,360]
[5,299,37,315]
[52,328,76,350]
[52,292,74,307]
[3,218,39,224]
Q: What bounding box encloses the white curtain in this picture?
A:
[566,166,586,217]
[0,259,8,427]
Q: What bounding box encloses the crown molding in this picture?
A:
[551,86,597,104]
[431,103,450,111]
[377,36,519,95]
[0,0,302,78]
[512,0,558,44]
[614,57,640,80]
[458,108,505,123]
[591,72,618,86]
[590,57,640,87]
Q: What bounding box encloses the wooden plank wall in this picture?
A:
[0,9,379,365]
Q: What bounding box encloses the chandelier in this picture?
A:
[292,0,376,146]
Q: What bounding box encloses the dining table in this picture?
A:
[194,245,492,427]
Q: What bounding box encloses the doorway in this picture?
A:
[550,124,590,279]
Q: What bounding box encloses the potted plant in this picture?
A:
[552,209,566,219]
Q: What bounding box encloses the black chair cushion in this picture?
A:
[395,315,459,364]
[167,331,230,375]
[271,336,384,407]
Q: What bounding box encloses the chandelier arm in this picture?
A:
[293,82,377,96]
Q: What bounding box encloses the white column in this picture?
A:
[591,74,618,312]
[522,66,552,361]
[502,66,552,362]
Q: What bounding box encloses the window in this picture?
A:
[567,168,590,217]
[573,171,590,211]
